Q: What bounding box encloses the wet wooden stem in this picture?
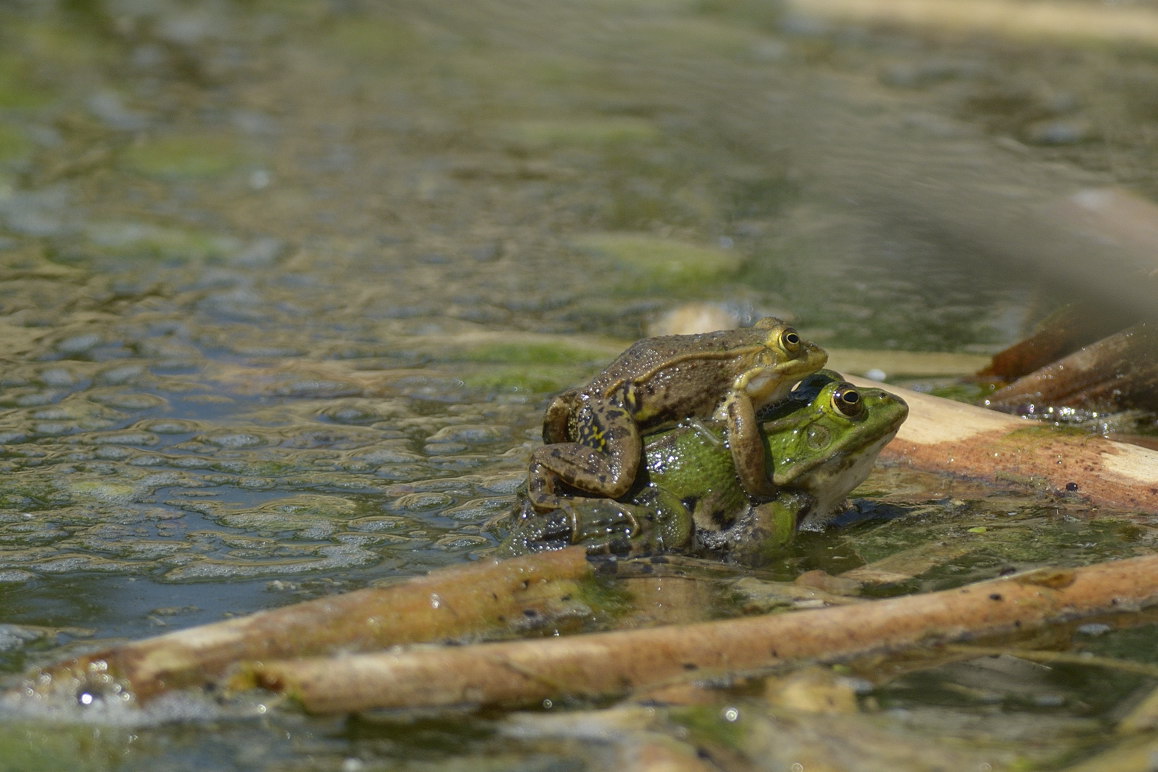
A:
[31,547,592,702]
[246,553,1158,714]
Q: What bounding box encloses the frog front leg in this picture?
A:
[722,388,778,498]
[748,489,814,552]
[527,399,643,512]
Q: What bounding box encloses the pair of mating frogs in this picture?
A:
[506,318,908,561]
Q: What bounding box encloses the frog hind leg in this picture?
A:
[498,497,643,555]
[563,493,691,555]
[527,401,642,511]
[506,486,694,555]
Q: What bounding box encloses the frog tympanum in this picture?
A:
[503,370,908,563]
[527,318,828,513]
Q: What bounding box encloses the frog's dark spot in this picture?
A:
[1065,482,1079,492]
[593,557,619,575]
[681,496,699,511]
[989,593,1003,601]
[609,537,632,555]
[682,662,699,671]
[998,566,1018,576]
[523,608,539,618]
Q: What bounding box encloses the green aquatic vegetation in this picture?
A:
[0,56,54,109]
[216,495,358,534]
[453,340,614,366]
[120,133,255,179]
[845,502,1153,591]
[64,479,140,505]
[320,15,423,67]
[0,721,125,772]
[669,704,749,752]
[571,232,746,292]
[10,13,120,74]
[84,221,241,263]
[498,117,661,152]
[460,364,590,394]
[0,123,31,163]
[450,339,619,393]
[596,150,723,231]
[622,15,772,58]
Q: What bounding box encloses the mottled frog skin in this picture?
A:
[527,318,827,512]
[503,370,908,564]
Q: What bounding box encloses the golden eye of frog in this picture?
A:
[526,317,827,512]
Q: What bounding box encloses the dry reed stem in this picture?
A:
[246,553,1158,714]
[848,376,1158,514]
[27,546,592,702]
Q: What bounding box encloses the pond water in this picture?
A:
[0,1,1155,769]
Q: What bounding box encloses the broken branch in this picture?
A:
[24,547,592,703]
[245,553,1158,714]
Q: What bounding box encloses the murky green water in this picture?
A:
[1,1,1156,768]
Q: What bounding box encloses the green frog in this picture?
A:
[502,371,908,564]
[527,318,828,513]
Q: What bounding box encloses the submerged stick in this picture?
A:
[23,547,592,704]
[246,553,1158,714]
[847,376,1158,514]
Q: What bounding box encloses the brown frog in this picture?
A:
[527,317,828,511]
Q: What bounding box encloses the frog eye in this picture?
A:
[832,386,864,417]
[779,328,802,352]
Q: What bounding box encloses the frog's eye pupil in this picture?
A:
[782,330,801,349]
[834,387,863,417]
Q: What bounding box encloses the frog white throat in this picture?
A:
[798,430,900,530]
[737,367,795,407]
